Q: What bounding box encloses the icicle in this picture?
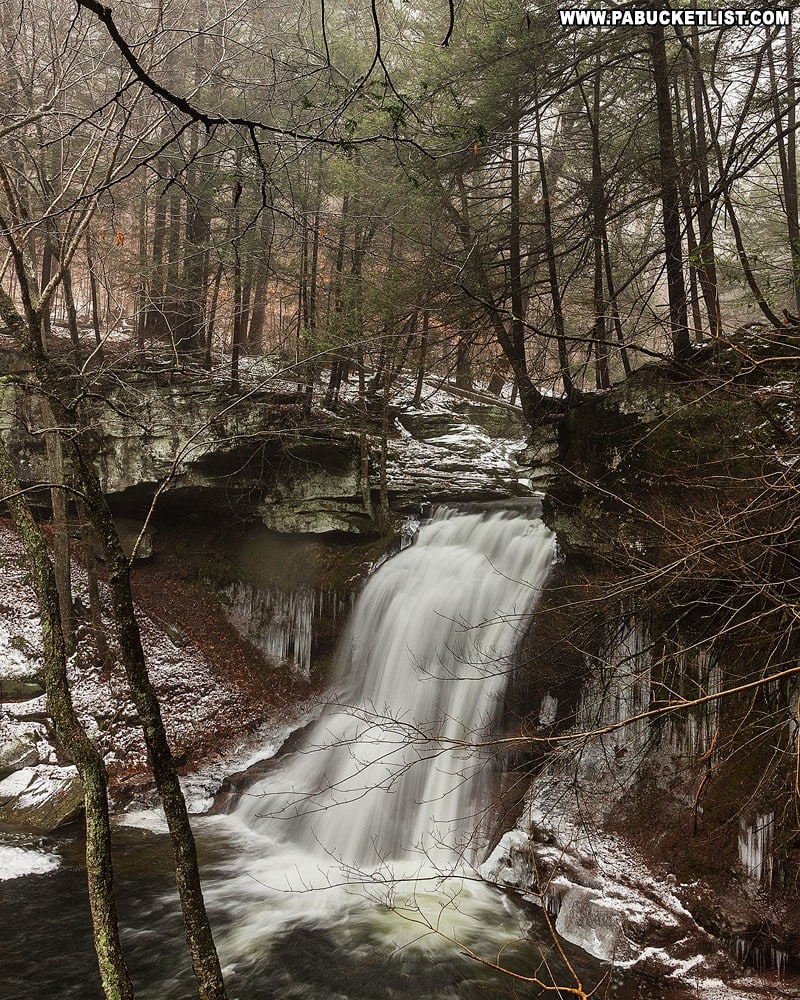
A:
[732,935,788,976]
[542,891,561,917]
[222,583,348,676]
[577,612,652,763]
[539,693,558,726]
[738,812,774,885]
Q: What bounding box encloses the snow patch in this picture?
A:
[0,844,60,880]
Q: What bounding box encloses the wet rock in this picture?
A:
[115,518,155,560]
[0,678,45,701]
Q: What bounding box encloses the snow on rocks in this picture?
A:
[479,777,786,997]
[0,521,255,829]
[386,401,534,504]
[0,718,53,776]
[326,368,547,503]
[0,765,83,830]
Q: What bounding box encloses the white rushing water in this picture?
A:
[204,508,555,971]
[232,508,553,867]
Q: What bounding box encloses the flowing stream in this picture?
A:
[197,507,562,997]
[1,506,694,998]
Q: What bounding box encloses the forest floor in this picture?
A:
[0,517,316,813]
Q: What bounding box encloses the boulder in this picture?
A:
[0,726,47,778]
[0,765,84,831]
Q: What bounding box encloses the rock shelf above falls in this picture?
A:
[1,366,547,535]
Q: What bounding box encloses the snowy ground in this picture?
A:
[481,776,798,1000]
[0,521,298,821]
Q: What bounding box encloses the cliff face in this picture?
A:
[1,368,372,534]
[498,333,800,986]
[0,363,536,533]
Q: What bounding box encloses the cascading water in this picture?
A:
[194,507,559,997]
[0,509,744,1000]
[230,507,555,874]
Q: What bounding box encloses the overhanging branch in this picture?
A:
[74,0,433,155]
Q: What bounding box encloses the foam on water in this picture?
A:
[204,508,555,972]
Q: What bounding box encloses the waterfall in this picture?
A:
[230,507,554,877]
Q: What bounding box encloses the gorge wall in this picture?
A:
[3,339,799,994]
[0,360,538,534]
[496,337,800,985]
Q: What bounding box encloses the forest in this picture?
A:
[1,0,797,405]
[1,1,800,999]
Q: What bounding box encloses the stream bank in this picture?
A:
[2,349,799,997]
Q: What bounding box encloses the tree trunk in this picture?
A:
[588,52,610,387]
[0,435,133,1000]
[486,350,511,397]
[687,23,721,337]
[785,23,800,317]
[136,183,148,353]
[455,334,473,390]
[649,23,691,363]
[602,231,632,376]
[325,193,350,408]
[309,191,321,334]
[239,254,255,355]
[247,201,274,353]
[413,309,429,406]
[674,77,705,341]
[61,265,82,355]
[40,237,53,339]
[687,27,780,328]
[77,499,109,663]
[439,172,548,432]
[768,27,800,316]
[85,232,104,357]
[231,158,244,390]
[0,283,228,1000]
[205,256,225,367]
[533,97,574,393]
[44,414,76,658]
[146,169,168,342]
[232,244,242,390]
[509,96,528,388]
[68,435,229,1000]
